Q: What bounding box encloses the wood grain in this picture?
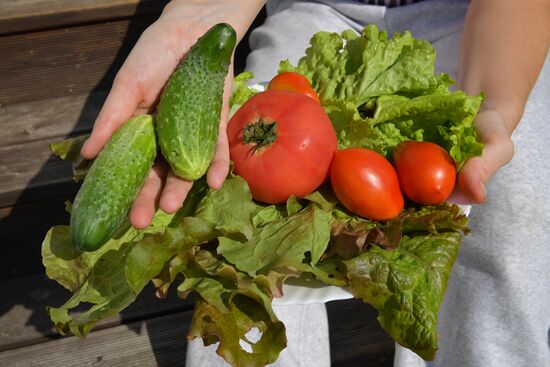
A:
[0,0,168,35]
[0,196,75,279]
[327,299,394,366]
[0,273,194,352]
[0,5,261,106]
[0,91,106,209]
[0,290,393,367]
[0,137,78,208]
[0,92,104,147]
[0,16,156,105]
[0,309,192,366]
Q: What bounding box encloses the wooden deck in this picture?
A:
[0,1,395,366]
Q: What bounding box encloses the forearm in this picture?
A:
[459,0,550,133]
[162,0,266,43]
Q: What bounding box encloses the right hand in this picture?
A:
[81,0,265,229]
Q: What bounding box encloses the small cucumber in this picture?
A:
[157,23,236,180]
[70,115,157,252]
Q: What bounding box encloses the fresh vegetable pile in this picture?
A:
[42,24,483,366]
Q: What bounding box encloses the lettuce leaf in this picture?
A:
[279,25,483,168]
[218,202,331,276]
[229,71,259,118]
[345,232,461,361]
[50,135,92,182]
[42,210,176,336]
[190,293,286,367]
[279,26,444,105]
[43,24,479,365]
[178,248,287,367]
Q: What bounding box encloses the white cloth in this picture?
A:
[185,304,331,366]
[249,1,550,366]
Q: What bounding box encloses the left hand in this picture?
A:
[450,109,515,204]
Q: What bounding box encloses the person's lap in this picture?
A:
[187,0,550,365]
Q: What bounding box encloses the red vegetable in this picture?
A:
[393,140,456,205]
[267,72,320,103]
[228,90,337,204]
[331,148,404,220]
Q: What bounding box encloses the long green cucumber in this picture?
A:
[70,115,157,252]
[157,23,236,180]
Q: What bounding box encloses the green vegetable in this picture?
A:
[229,71,258,118]
[49,135,92,182]
[346,232,461,361]
[43,174,468,363]
[70,115,156,252]
[43,210,175,336]
[157,23,236,180]
[279,24,483,168]
[43,25,479,365]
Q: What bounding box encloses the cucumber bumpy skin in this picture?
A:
[157,23,236,180]
[70,115,157,252]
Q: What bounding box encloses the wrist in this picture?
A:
[161,0,265,43]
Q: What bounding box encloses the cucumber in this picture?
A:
[157,23,236,180]
[70,115,157,252]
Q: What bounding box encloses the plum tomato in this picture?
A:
[330,148,404,220]
[267,72,320,103]
[392,140,457,205]
[227,90,337,204]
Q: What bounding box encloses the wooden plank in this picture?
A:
[0,297,393,366]
[0,0,168,36]
[0,196,75,279]
[0,137,77,208]
[0,46,258,208]
[0,273,194,352]
[0,309,192,366]
[0,91,105,209]
[0,91,104,147]
[327,299,394,366]
[0,16,156,105]
[0,6,263,106]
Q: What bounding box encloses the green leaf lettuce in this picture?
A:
[279,25,483,168]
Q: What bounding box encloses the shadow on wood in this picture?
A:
[0,0,169,357]
[0,3,266,366]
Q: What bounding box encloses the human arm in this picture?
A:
[456,0,550,203]
[80,0,266,228]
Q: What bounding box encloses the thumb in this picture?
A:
[456,110,515,204]
[81,73,141,159]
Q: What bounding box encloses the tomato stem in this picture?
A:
[243,118,278,152]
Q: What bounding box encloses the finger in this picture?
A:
[457,111,514,203]
[447,186,473,206]
[159,170,194,214]
[207,68,233,190]
[130,160,169,229]
[457,158,488,204]
[207,126,231,190]
[81,73,141,159]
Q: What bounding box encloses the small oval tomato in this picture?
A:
[267,72,320,103]
[228,90,337,204]
[331,148,404,220]
[392,140,456,205]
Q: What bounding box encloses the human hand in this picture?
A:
[80,1,264,229]
[450,109,515,204]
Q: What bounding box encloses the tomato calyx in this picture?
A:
[242,118,278,153]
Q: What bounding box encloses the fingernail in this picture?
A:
[480,181,487,203]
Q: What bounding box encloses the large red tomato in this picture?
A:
[267,72,320,103]
[228,90,337,204]
[331,148,404,220]
[392,140,456,205]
